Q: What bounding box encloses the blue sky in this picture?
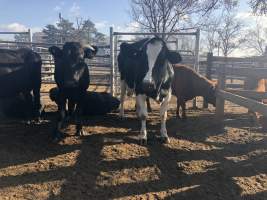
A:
[0,0,259,35]
[0,0,132,34]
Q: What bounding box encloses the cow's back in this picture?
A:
[0,48,42,97]
[172,64,215,101]
[172,64,198,101]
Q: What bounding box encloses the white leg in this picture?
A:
[119,80,126,118]
[159,89,172,143]
[136,94,148,143]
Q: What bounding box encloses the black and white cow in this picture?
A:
[49,42,97,141]
[118,37,182,144]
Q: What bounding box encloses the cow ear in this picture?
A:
[167,51,182,64]
[84,45,98,59]
[49,46,62,57]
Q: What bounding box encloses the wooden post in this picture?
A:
[216,64,226,121]
[110,27,115,96]
[203,52,213,108]
[193,28,200,109]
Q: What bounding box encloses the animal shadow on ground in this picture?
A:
[48,109,267,199]
[0,108,267,200]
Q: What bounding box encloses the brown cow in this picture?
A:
[172,64,216,120]
[244,77,267,130]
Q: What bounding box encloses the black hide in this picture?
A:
[0,48,42,118]
[49,87,120,115]
[49,42,98,139]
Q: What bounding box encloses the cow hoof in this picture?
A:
[140,138,147,145]
[61,122,68,129]
[76,130,87,136]
[34,118,44,125]
[160,137,170,144]
[52,131,65,143]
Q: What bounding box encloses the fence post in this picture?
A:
[114,35,119,95]
[193,28,200,109]
[27,29,32,49]
[203,52,213,108]
[110,27,115,96]
[215,64,226,121]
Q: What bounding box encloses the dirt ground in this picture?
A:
[0,86,267,200]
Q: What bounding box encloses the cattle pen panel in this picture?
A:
[0,40,111,92]
[200,52,267,108]
[109,27,201,97]
[215,65,267,122]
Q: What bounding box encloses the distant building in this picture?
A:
[32,32,46,43]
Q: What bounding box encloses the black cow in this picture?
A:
[118,37,182,144]
[49,42,97,141]
[49,87,120,115]
[0,48,42,119]
[0,93,35,118]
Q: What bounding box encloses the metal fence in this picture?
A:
[0,40,111,90]
[109,27,201,96]
[0,28,201,96]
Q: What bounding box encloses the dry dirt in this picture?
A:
[0,87,267,200]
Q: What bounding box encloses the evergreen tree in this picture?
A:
[42,24,60,44]
[42,16,107,44]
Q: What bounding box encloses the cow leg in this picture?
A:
[181,100,187,121]
[136,94,148,145]
[66,100,75,122]
[159,89,172,144]
[176,98,181,119]
[54,98,66,141]
[33,86,42,121]
[146,97,152,112]
[119,80,126,118]
[23,92,34,119]
[75,101,86,136]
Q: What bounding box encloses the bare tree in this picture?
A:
[249,0,267,14]
[244,20,267,55]
[202,15,222,54]
[130,0,241,33]
[130,0,236,34]
[217,11,245,57]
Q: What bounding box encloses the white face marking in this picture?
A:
[83,44,95,51]
[144,40,163,82]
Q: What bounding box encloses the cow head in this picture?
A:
[138,37,182,99]
[49,42,97,89]
[206,83,216,106]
